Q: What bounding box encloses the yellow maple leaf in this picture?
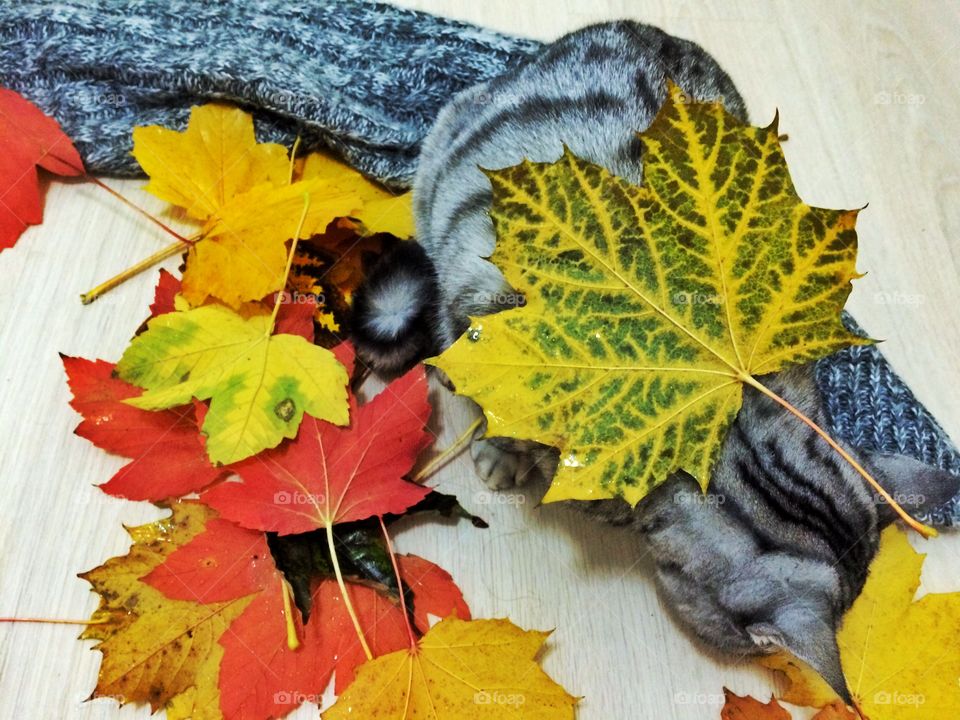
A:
[431,83,869,506]
[324,616,577,719]
[132,104,289,221]
[762,526,960,718]
[80,503,248,715]
[298,150,415,238]
[180,177,364,308]
[116,303,349,464]
[132,106,413,309]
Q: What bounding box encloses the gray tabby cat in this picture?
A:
[351,20,960,705]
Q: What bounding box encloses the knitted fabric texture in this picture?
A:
[0,0,541,188]
[1,0,957,523]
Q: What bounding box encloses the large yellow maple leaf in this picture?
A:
[324,616,577,719]
[79,503,250,714]
[132,105,413,309]
[116,303,349,464]
[763,526,960,719]
[431,84,869,506]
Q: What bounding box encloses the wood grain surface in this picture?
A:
[1,1,958,718]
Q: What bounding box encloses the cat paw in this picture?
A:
[470,436,537,490]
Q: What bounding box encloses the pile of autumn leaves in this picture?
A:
[6,84,960,719]
[53,104,577,719]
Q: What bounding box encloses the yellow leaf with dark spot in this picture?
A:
[431,82,869,506]
[324,616,577,719]
[116,304,349,464]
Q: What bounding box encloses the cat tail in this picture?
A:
[350,240,442,376]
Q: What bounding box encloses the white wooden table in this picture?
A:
[2,2,959,718]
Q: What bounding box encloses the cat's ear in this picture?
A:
[862,451,960,526]
[747,608,852,706]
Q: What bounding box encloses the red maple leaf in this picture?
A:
[271,291,317,341]
[64,271,331,500]
[0,88,84,250]
[200,365,432,534]
[62,355,224,501]
[397,554,471,634]
[148,268,182,318]
[144,517,410,718]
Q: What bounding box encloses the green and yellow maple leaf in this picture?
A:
[763,526,960,719]
[115,303,349,464]
[324,616,577,719]
[80,503,249,715]
[431,83,869,505]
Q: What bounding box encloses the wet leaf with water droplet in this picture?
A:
[431,82,869,507]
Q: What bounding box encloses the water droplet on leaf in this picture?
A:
[562,452,584,468]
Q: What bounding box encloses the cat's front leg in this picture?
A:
[469,415,558,490]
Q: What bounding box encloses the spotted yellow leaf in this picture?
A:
[763,526,960,718]
[324,616,577,719]
[431,83,869,505]
[80,502,247,715]
[116,304,349,464]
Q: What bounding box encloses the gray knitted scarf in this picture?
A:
[2,0,957,523]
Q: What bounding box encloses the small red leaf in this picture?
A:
[63,355,223,500]
[273,292,316,341]
[398,554,471,633]
[149,269,181,318]
[0,88,84,250]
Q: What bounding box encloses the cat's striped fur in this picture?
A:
[351,21,960,704]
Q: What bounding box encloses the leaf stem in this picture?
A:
[268,192,311,335]
[79,173,200,304]
[379,516,417,649]
[80,240,186,304]
[410,417,483,485]
[85,175,194,245]
[744,375,936,538]
[324,523,372,660]
[0,616,108,625]
[280,578,301,651]
[288,135,302,184]
[852,696,869,720]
